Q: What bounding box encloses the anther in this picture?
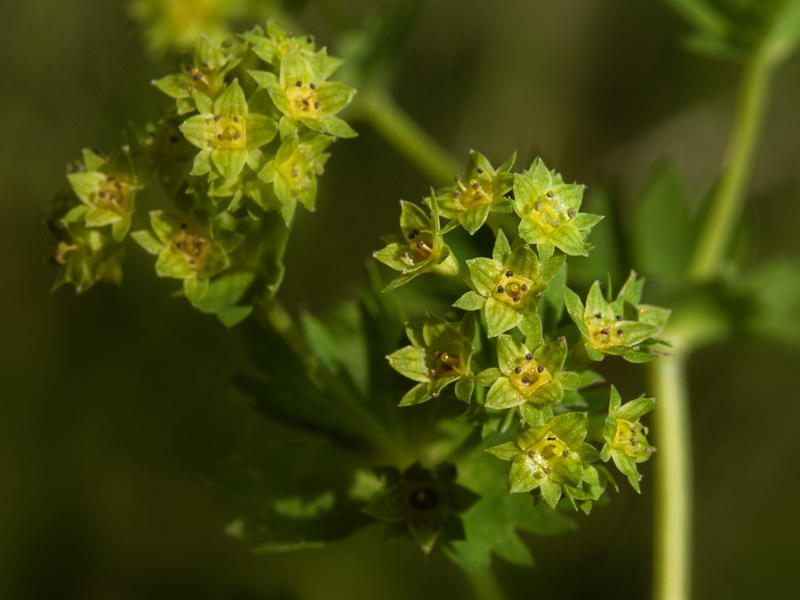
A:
[513,295,521,302]
[595,312,602,319]
[600,328,610,335]
[314,101,321,109]
[99,191,106,198]
[547,436,556,441]
[296,80,303,87]
[302,99,309,106]
[616,315,623,321]
[189,259,197,265]
[476,168,484,174]
[534,200,542,211]
[201,60,210,68]
[454,174,461,181]
[306,35,313,43]
[472,181,480,189]
[107,175,114,182]
[567,208,577,218]
[452,191,460,198]
[526,353,533,360]
[232,116,240,123]
[194,73,203,80]
[537,365,544,373]
[214,114,221,121]
[497,285,504,293]
[514,366,522,374]
[217,133,225,140]
[562,449,570,457]
[521,284,528,292]
[310,83,316,90]
[506,270,513,277]
[521,377,531,384]
[433,351,441,358]
[233,131,241,140]
[413,229,420,235]
[617,328,624,335]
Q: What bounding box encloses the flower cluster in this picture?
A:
[47,23,356,324]
[378,152,667,518]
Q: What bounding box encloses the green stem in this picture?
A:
[358,91,462,184]
[648,335,692,600]
[466,569,507,600]
[688,51,773,281]
[652,47,775,600]
[260,300,402,463]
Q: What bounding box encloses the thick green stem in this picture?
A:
[652,47,775,600]
[688,52,773,280]
[261,300,401,462]
[358,91,462,184]
[648,338,692,600]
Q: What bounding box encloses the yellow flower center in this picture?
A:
[401,229,435,267]
[95,176,132,213]
[493,269,535,307]
[613,419,653,460]
[428,349,465,380]
[510,354,552,399]
[286,81,321,119]
[173,225,211,269]
[587,313,626,349]
[526,432,569,478]
[212,114,246,149]
[528,191,577,234]
[453,176,492,209]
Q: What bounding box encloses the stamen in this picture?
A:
[525,353,533,360]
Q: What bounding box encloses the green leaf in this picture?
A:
[221,442,376,551]
[131,230,163,255]
[630,161,692,284]
[183,276,209,304]
[444,442,573,572]
[453,290,485,311]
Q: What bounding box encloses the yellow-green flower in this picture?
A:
[564,272,670,362]
[180,80,277,181]
[65,147,139,242]
[513,158,601,256]
[486,412,604,511]
[132,209,243,304]
[600,386,656,493]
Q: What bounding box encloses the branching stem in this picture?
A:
[359,90,462,184]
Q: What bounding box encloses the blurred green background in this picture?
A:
[2,0,799,598]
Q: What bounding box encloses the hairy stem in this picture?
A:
[648,338,692,600]
[688,51,773,280]
[359,91,462,184]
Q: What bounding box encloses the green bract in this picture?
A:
[387,314,475,406]
[49,218,125,293]
[513,158,602,256]
[373,198,459,291]
[243,21,342,77]
[483,335,593,412]
[259,133,333,224]
[153,36,245,114]
[600,386,656,493]
[180,80,277,181]
[564,272,670,362]
[365,463,479,554]
[132,209,243,304]
[65,148,139,242]
[251,47,356,139]
[436,151,515,234]
[454,231,565,337]
[486,413,603,511]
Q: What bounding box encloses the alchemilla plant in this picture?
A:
[45,13,668,571]
[47,0,800,597]
[45,8,668,588]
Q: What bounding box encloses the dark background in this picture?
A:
[1,0,799,598]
